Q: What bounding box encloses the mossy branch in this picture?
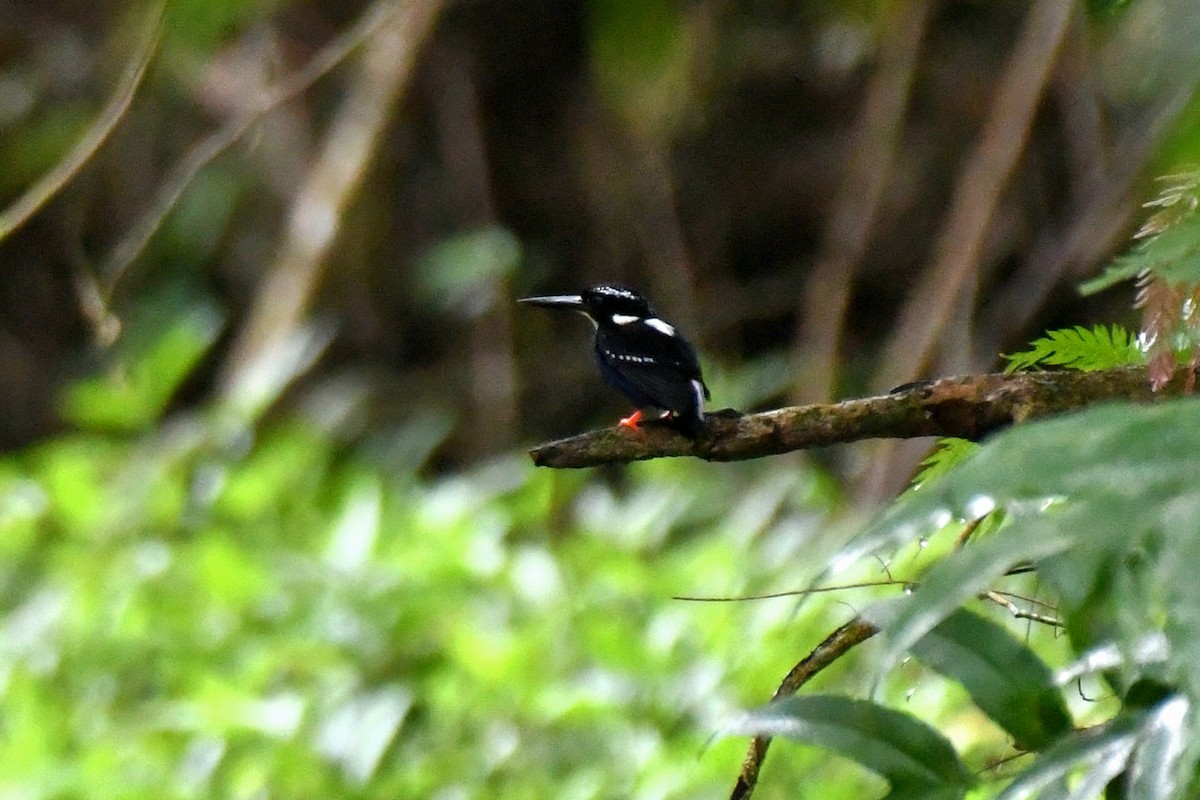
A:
[529,367,1188,468]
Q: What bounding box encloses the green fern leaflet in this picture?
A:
[1003,324,1144,373]
[909,437,979,492]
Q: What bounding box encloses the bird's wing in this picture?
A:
[595,323,708,412]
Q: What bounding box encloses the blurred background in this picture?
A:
[0,0,1197,797]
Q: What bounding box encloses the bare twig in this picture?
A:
[529,366,1181,469]
[0,1,164,243]
[984,590,1062,627]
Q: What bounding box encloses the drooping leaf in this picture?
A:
[910,608,1072,750]
[995,711,1144,800]
[1125,695,1191,800]
[721,695,974,795]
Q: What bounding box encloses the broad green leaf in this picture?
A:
[995,712,1145,800]
[835,399,1200,574]
[831,399,1200,735]
[721,695,974,793]
[1126,695,1190,800]
[910,608,1072,750]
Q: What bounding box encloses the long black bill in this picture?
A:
[517,294,586,311]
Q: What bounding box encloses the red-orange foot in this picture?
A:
[618,409,644,430]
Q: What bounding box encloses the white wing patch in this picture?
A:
[644,318,676,336]
[611,313,639,325]
[690,379,706,411]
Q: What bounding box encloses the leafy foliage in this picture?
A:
[908,608,1071,751]
[723,695,974,798]
[0,302,870,799]
[1002,324,1144,373]
[1080,172,1200,387]
[815,398,1200,799]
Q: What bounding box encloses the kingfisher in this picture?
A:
[520,285,710,437]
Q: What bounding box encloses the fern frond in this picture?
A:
[1003,324,1144,373]
[1081,170,1200,296]
[909,438,979,492]
[1078,254,1144,295]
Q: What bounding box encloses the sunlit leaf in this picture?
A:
[832,398,1200,734]
[908,438,979,492]
[1002,325,1143,373]
[865,521,1074,678]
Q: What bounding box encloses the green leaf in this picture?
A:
[910,608,1072,750]
[908,438,979,492]
[865,522,1074,678]
[416,226,521,317]
[1003,325,1143,373]
[721,695,974,793]
[995,712,1145,800]
[61,291,223,432]
[1129,213,1200,285]
[832,399,1200,707]
[1126,695,1190,800]
[1079,254,1145,295]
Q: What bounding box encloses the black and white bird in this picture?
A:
[519,285,710,437]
